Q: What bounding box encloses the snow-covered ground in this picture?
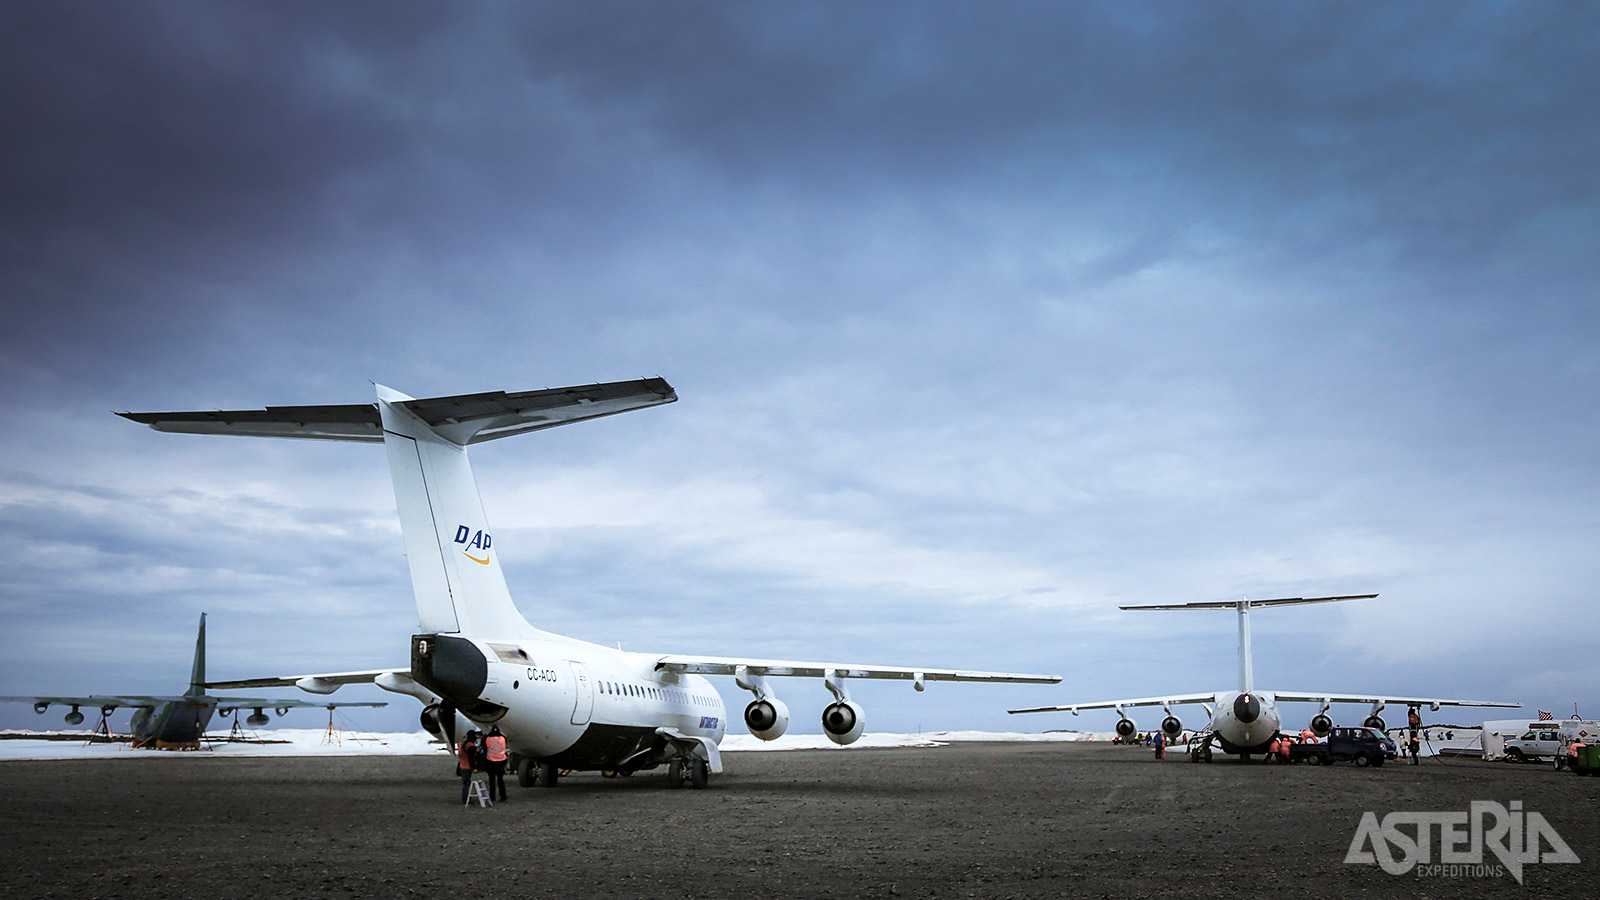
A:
[0,729,1108,760]
[0,728,441,760]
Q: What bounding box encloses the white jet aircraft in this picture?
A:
[1008,594,1518,759]
[121,378,1059,788]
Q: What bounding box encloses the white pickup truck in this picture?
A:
[1503,720,1600,762]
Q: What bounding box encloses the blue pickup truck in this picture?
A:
[1289,726,1397,767]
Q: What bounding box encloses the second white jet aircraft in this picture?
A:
[1009,594,1518,759]
[121,378,1059,789]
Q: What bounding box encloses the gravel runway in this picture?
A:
[2,742,1594,899]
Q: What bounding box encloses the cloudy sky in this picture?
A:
[2,2,1596,737]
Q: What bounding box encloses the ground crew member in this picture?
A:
[458,729,482,805]
[1153,730,1165,759]
[1407,706,1421,766]
[1567,737,1585,770]
[1299,727,1316,744]
[484,725,509,802]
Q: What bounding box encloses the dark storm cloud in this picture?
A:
[5,1,1593,361]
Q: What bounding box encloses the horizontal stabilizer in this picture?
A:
[120,378,677,445]
[1121,594,1377,611]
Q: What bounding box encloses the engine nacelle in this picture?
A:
[1160,715,1183,738]
[1310,714,1332,737]
[246,710,270,727]
[1363,715,1386,732]
[1115,717,1138,738]
[64,709,85,726]
[822,700,865,745]
[744,697,791,741]
[33,702,48,715]
[420,702,444,740]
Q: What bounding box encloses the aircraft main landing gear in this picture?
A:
[513,757,561,788]
[668,756,709,789]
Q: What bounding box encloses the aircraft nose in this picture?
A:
[1233,692,1261,724]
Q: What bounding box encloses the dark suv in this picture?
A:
[1290,726,1396,767]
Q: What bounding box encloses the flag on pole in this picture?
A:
[1538,709,1554,721]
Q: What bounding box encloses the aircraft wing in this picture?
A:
[213,697,387,711]
[1269,691,1520,709]
[205,670,394,691]
[654,655,1060,684]
[1008,692,1223,715]
[0,695,168,709]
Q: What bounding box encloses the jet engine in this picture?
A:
[246,709,270,727]
[1309,714,1332,737]
[420,702,444,740]
[64,707,84,726]
[1363,715,1386,732]
[1161,715,1183,738]
[1115,717,1138,739]
[744,697,791,741]
[822,700,866,745]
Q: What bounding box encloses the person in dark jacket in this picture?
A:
[457,729,482,805]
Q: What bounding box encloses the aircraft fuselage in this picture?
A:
[129,699,215,749]
[1208,690,1281,755]
[412,632,726,771]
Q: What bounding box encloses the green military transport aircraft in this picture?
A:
[2,613,383,748]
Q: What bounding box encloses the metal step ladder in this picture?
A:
[467,777,493,808]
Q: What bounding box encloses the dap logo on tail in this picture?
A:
[453,526,493,565]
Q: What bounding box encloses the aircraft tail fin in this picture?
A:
[1121,595,1377,695]
[122,379,678,638]
[188,612,206,696]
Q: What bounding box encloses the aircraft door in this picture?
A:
[567,661,593,726]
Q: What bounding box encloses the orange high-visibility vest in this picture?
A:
[485,735,508,762]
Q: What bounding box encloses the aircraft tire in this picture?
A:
[516,757,536,788]
[538,761,560,787]
[690,758,709,789]
[668,758,684,788]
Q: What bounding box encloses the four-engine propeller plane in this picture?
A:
[120,378,1060,787]
[1009,594,1519,758]
[1,613,384,749]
